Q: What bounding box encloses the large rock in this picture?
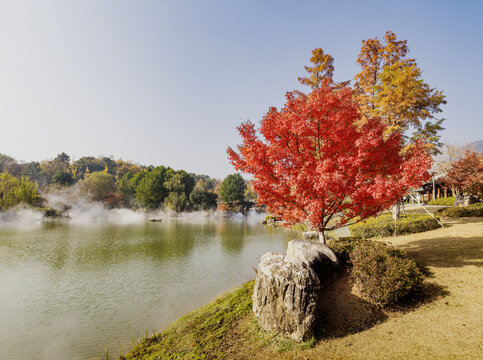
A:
[454,195,479,207]
[253,253,320,342]
[454,195,465,207]
[286,240,339,285]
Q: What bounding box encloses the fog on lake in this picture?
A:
[0,212,297,359]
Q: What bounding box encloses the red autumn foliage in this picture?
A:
[444,150,483,196]
[227,83,432,239]
[103,193,128,209]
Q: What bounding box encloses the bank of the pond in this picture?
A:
[120,218,483,360]
[0,217,299,360]
[120,281,255,360]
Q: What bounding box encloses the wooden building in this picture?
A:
[415,175,452,202]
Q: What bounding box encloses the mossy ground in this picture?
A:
[120,218,483,360]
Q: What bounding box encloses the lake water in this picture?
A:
[0,213,297,359]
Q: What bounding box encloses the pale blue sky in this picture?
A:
[1,0,482,178]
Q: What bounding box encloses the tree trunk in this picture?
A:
[392,202,400,221]
[392,203,400,237]
[432,175,436,201]
[318,231,326,244]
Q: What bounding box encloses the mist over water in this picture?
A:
[0,186,266,227]
[0,206,44,225]
[0,200,293,360]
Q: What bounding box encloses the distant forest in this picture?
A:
[0,152,255,212]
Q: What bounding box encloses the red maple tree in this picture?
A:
[445,150,483,196]
[227,83,432,242]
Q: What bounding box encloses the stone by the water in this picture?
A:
[253,253,320,342]
[286,240,339,285]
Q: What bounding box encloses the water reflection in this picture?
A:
[216,221,247,253]
[0,218,297,360]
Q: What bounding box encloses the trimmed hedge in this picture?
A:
[327,238,424,307]
[436,203,483,218]
[350,241,423,307]
[428,197,455,206]
[349,214,441,238]
[327,236,409,266]
[327,237,369,266]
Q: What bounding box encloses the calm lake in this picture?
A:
[0,212,297,359]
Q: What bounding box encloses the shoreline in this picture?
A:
[118,217,483,359]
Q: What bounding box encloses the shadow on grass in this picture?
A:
[398,235,483,269]
[389,281,450,312]
[311,223,482,341]
[313,271,449,340]
[314,273,387,339]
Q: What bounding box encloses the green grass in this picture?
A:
[427,197,455,206]
[120,279,316,360]
[120,281,254,359]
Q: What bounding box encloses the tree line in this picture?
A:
[0,153,252,212]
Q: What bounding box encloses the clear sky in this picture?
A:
[1,0,482,179]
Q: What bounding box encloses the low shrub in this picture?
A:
[263,215,280,223]
[428,197,455,206]
[349,216,393,238]
[262,215,286,227]
[327,237,370,266]
[350,241,423,307]
[396,214,441,234]
[41,206,70,218]
[41,208,60,217]
[436,203,483,218]
[349,214,440,238]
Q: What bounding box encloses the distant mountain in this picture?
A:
[469,140,483,153]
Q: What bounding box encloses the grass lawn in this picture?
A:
[120,218,483,360]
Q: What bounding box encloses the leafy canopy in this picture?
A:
[444,150,483,196]
[299,31,446,154]
[219,174,246,203]
[0,173,40,210]
[298,48,335,89]
[163,170,195,212]
[79,171,116,201]
[228,82,431,240]
[51,171,74,186]
[189,180,218,210]
[135,166,168,210]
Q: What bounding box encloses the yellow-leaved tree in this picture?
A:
[298,48,350,90]
[298,48,335,89]
[299,31,446,154]
[354,31,446,152]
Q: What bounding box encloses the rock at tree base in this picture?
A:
[286,240,339,285]
[253,253,320,342]
[454,194,479,206]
